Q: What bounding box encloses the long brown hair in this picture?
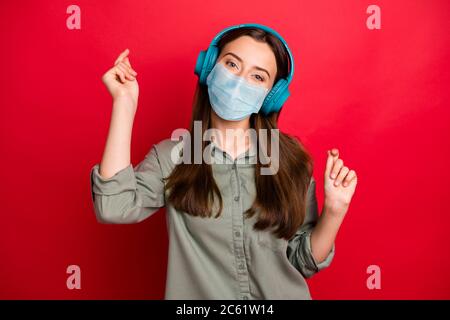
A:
[165,27,314,240]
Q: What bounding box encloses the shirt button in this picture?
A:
[235,231,241,237]
[243,295,249,300]
[234,196,240,201]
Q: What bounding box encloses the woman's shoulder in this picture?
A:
[153,137,182,155]
[151,137,183,177]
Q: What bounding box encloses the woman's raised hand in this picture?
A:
[101,48,139,109]
[323,148,358,217]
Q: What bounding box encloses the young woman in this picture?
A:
[90,24,358,300]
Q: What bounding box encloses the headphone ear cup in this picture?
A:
[194,50,207,77]
[198,46,219,84]
[261,79,288,114]
[274,86,290,112]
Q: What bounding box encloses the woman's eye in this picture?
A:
[254,74,265,82]
[226,61,238,69]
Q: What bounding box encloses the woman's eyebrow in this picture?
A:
[223,52,271,79]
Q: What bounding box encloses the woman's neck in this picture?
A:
[210,109,252,160]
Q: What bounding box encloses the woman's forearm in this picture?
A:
[310,147,358,264]
[310,206,346,264]
[99,97,136,179]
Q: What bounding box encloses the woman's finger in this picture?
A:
[330,158,344,179]
[330,148,339,159]
[343,170,356,187]
[118,61,137,76]
[334,166,349,187]
[114,66,126,83]
[124,57,133,69]
[117,63,135,80]
[114,48,130,66]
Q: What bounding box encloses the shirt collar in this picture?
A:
[209,140,257,164]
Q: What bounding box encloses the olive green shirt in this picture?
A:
[89,138,335,300]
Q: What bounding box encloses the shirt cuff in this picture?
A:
[90,163,137,196]
[303,230,336,273]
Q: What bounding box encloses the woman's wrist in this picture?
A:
[113,95,137,113]
[321,204,347,230]
[323,198,349,218]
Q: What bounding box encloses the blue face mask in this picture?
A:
[206,63,269,121]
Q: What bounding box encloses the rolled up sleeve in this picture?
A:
[90,146,165,224]
[287,176,335,278]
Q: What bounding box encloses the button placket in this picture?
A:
[231,158,250,299]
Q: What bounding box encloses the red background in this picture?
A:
[0,0,449,299]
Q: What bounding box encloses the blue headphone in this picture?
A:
[194,23,295,115]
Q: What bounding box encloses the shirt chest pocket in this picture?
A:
[256,229,288,253]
